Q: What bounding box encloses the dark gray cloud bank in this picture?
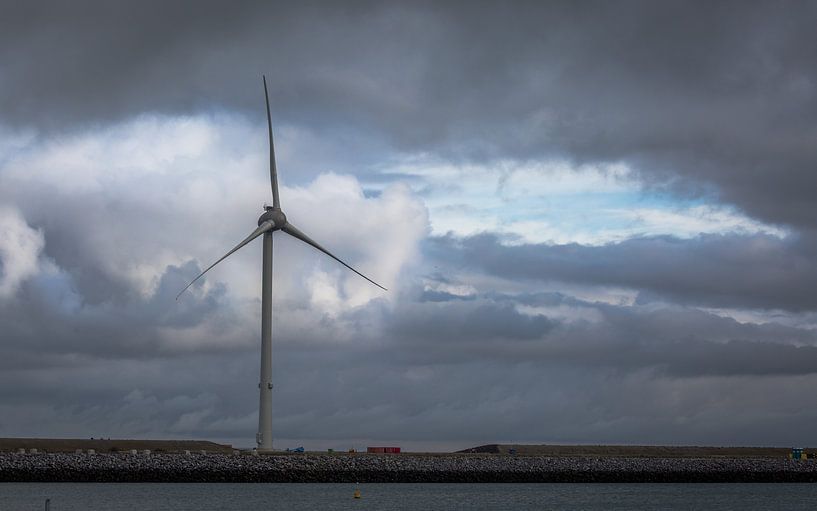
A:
[4,0,817,227]
[431,233,817,312]
[1,1,817,449]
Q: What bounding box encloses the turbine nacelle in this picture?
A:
[258,206,286,228]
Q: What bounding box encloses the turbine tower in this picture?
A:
[177,76,386,452]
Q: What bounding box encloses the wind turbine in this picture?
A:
[176,76,386,452]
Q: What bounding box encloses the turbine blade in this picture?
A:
[262,75,281,209]
[282,223,388,291]
[176,221,275,300]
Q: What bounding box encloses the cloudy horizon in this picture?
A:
[2,1,817,451]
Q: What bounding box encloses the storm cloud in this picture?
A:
[431,232,817,311]
[1,1,816,449]
[4,1,817,228]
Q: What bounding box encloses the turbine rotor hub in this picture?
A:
[258,207,286,228]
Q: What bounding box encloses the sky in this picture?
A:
[1,0,817,451]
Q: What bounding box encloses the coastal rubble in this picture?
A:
[2,452,816,483]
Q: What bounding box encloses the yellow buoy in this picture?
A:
[353,488,361,499]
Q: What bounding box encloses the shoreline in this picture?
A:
[2,453,817,483]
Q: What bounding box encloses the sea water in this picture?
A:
[1,482,815,510]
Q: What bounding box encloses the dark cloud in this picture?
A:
[3,1,816,228]
[430,232,817,312]
[418,289,475,302]
[0,262,244,364]
[2,0,817,449]
[3,266,817,447]
[380,289,817,374]
[388,297,555,341]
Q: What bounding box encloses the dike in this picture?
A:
[2,453,816,483]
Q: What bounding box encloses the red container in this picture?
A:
[367,447,401,453]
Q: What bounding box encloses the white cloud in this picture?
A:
[377,156,787,246]
[0,116,428,308]
[423,280,477,298]
[612,205,788,240]
[307,269,344,317]
[284,173,428,309]
[0,206,44,298]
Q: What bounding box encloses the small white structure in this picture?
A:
[28,448,38,454]
[87,449,96,454]
[130,449,138,455]
[142,449,151,455]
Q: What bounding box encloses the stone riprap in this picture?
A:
[1,452,816,483]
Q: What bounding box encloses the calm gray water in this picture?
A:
[2,483,816,510]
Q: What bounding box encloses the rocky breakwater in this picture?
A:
[2,452,817,483]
